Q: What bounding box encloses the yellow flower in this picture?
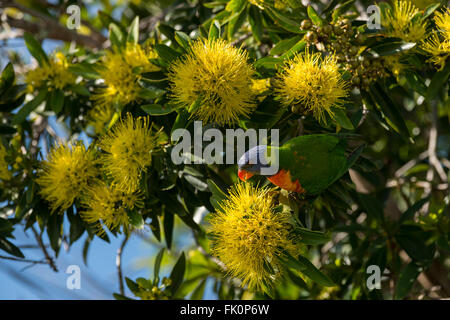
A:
[36,142,97,212]
[275,51,348,123]
[93,43,158,108]
[251,78,270,95]
[169,39,256,126]
[26,52,76,92]
[209,183,302,291]
[382,0,427,43]
[434,8,450,41]
[80,182,143,234]
[422,8,450,70]
[99,114,160,193]
[87,104,116,135]
[124,42,160,73]
[0,143,11,181]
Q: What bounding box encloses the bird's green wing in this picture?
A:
[279,134,348,195]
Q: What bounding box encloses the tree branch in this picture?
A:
[1,0,106,49]
[30,225,58,272]
[116,236,129,295]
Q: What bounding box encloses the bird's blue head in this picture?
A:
[237,145,271,181]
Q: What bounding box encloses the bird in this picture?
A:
[238,134,357,195]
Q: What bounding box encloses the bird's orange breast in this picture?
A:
[267,169,306,193]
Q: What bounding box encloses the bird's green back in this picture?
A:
[276,134,348,194]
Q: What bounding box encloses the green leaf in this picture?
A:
[127,210,144,230]
[422,2,441,19]
[227,6,247,40]
[0,125,17,135]
[270,36,303,56]
[369,84,410,138]
[248,6,263,43]
[138,87,165,100]
[394,262,422,299]
[370,40,416,56]
[150,215,161,242]
[163,210,174,249]
[254,57,283,71]
[225,0,246,12]
[67,209,85,245]
[24,33,48,66]
[295,255,335,287]
[395,230,434,263]
[307,5,324,26]
[12,89,47,124]
[265,7,303,34]
[331,0,356,22]
[209,20,221,40]
[0,63,15,96]
[82,237,91,265]
[398,196,430,225]
[174,31,191,50]
[404,71,427,96]
[427,62,450,101]
[49,90,64,113]
[206,179,228,202]
[0,218,13,233]
[357,193,384,222]
[67,84,90,96]
[294,227,331,245]
[190,278,207,299]
[281,40,306,59]
[141,103,177,115]
[113,293,133,300]
[154,44,182,65]
[154,247,165,282]
[47,212,63,256]
[127,16,139,44]
[169,252,186,296]
[109,23,125,49]
[0,237,24,258]
[332,107,354,130]
[125,277,140,295]
[171,109,190,138]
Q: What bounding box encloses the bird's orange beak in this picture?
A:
[238,169,254,181]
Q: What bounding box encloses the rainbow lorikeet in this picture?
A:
[238,134,356,194]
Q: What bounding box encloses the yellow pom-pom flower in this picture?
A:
[422,8,450,70]
[169,39,256,126]
[26,52,76,92]
[382,0,427,43]
[99,114,160,193]
[36,142,97,212]
[275,51,348,123]
[0,143,11,181]
[87,104,116,135]
[80,182,143,234]
[209,183,302,291]
[94,43,159,107]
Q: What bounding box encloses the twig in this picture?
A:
[0,254,48,265]
[116,236,129,295]
[427,103,447,182]
[30,225,58,272]
[394,150,429,178]
[1,0,106,48]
